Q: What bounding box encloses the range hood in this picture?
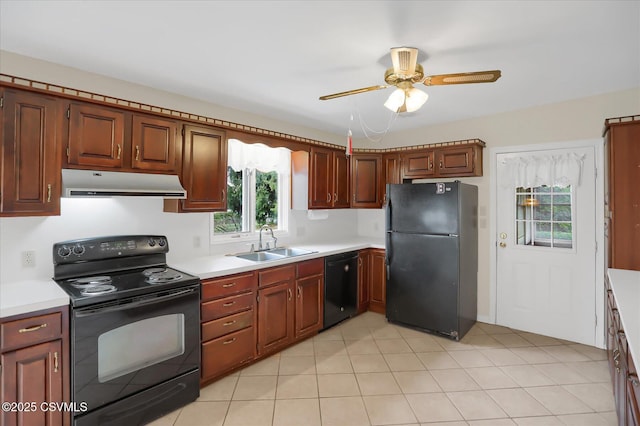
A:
[61,169,187,198]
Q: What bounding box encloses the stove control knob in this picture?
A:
[57,246,71,258]
[72,244,85,256]
[158,238,166,247]
[148,239,156,247]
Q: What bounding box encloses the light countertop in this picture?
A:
[0,280,70,319]
[608,268,640,366]
[1,238,384,319]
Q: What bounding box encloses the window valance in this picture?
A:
[228,139,291,174]
[500,152,585,188]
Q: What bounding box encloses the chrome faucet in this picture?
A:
[258,225,277,251]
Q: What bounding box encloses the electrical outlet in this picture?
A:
[22,250,36,268]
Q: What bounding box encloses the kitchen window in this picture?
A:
[213,139,290,239]
[515,185,574,249]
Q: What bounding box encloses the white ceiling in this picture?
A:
[1,1,639,139]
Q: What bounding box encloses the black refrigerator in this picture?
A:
[385,181,478,340]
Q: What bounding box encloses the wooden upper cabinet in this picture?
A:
[1,88,62,216]
[67,102,178,172]
[351,154,382,208]
[401,150,435,179]
[308,147,350,209]
[131,114,178,172]
[435,145,480,176]
[67,103,125,169]
[166,125,227,212]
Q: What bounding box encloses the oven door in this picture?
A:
[71,284,200,413]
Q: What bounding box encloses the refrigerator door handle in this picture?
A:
[385,193,392,232]
[385,231,392,281]
[448,234,459,237]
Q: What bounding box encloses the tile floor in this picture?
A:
[150,312,616,426]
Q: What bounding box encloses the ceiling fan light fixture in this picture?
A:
[384,88,406,112]
[404,87,429,112]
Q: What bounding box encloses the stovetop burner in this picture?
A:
[145,269,183,284]
[142,267,168,276]
[80,284,117,296]
[71,276,113,288]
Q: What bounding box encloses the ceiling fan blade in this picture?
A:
[423,70,502,86]
[319,85,388,100]
[390,47,419,76]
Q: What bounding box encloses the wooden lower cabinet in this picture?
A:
[0,306,69,426]
[357,251,370,313]
[368,249,387,314]
[257,279,295,355]
[295,259,324,338]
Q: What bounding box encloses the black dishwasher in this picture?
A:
[323,251,358,330]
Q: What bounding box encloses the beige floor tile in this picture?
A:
[384,353,427,371]
[363,394,418,425]
[340,326,373,340]
[565,360,611,383]
[349,353,390,373]
[524,385,593,415]
[417,351,461,370]
[566,344,608,361]
[346,338,381,355]
[480,348,527,366]
[465,366,518,390]
[487,388,551,417]
[273,398,321,426]
[393,370,442,393]
[319,396,369,426]
[466,324,489,336]
[509,346,558,364]
[476,322,514,335]
[371,324,404,339]
[240,355,280,376]
[375,338,413,353]
[198,374,238,401]
[317,373,360,397]
[461,334,505,349]
[313,327,343,341]
[447,390,508,420]
[517,332,565,346]
[147,408,182,426]
[556,412,617,426]
[421,422,468,426]
[279,355,316,375]
[468,419,516,425]
[280,340,314,356]
[396,325,431,339]
[533,363,590,385]
[448,350,495,368]
[276,374,318,399]
[492,333,533,348]
[430,369,481,392]
[172,401,228,426]
[313,339,347,356]
[500,365,555,387]
[232,375,277,400]
[513,415,565,425]
[405,392,464,422]
[356,372,402,395]
[404,335,445,352]
[562,383,616,412]
[315,354,353,374]
[540,345,591,362]
[437,337,478,351]
[224,400,274,426]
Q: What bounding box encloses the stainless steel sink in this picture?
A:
[235,251,285,262]
[234,247,316,262]
[268,247,315,257]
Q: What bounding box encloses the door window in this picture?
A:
[515,185,573,249]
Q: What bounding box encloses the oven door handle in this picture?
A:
[75,287,198,317]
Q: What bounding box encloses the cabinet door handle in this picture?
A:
[327,193,331,203]
[53,352,59,373]
[19,323,47,333]
[297,286,301,299]
[439,161,443,169]
[47,184,52,203]
[116,144,122,160]
[222,282,236,288]
[223,320,237,327]
[222,337,237,345]
[223,301,236,307]
[222,189,226,202]
[334,192,338,202]
[353,194,356,203]
[288,288,292,301]
[135,145,140,161]
[429,159,433,170]
[629,373,639,386]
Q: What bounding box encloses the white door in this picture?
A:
[495,146,596,345]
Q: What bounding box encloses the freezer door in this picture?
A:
[386,232,459,336]
[387,183,459,235]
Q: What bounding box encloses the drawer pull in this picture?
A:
[223,320,237,327]
[223,301,236,307]
[54,352,59,373]
[222,337,237,345]
[19,323,47,333]
[222,283,236,288]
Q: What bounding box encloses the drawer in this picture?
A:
[202,272,256,302]
[202,309,254,341]
[259,265,295,288]
[1,312,62,352]
[202,291,254,322]
[202,327,255,381]
[297,258,324,278]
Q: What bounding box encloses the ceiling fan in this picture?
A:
[319,47,501,113]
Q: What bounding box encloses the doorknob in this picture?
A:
[499,242,507,248]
